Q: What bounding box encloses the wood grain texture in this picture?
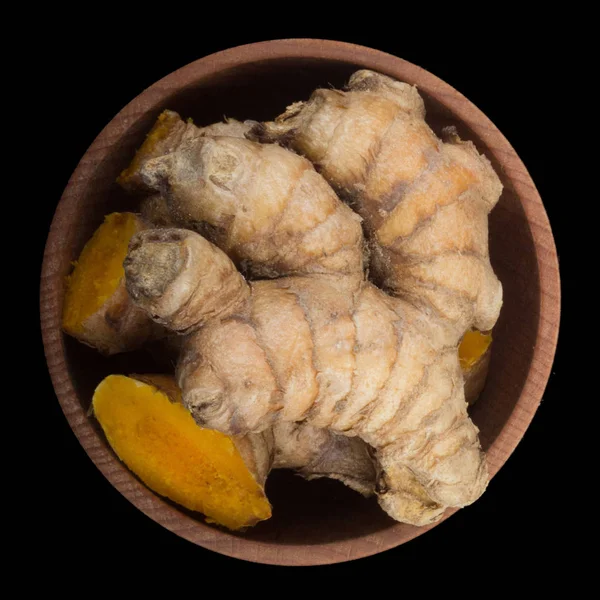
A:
[40,39,560,566]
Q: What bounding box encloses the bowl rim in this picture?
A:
[40,38,561,566]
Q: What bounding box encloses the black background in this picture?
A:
[34,24,570,582]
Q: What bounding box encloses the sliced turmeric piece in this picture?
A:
[92,374,272,530]
[117,110,183,191]
[62,212,159,354]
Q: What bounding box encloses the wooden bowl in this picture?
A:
[40,39,560,565]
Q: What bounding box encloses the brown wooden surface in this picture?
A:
[40,39,561,566]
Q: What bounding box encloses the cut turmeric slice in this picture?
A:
[92,374,272,530]
[62,212,158,354]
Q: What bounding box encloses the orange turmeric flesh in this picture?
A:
[62,213,139,335]
[92,375,271,530]
[117,110,181,188]
[459,329,492,370]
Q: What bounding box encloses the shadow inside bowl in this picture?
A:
[474,185,541,452]
[63,56,542,545]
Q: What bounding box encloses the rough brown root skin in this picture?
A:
[272,422,376,497]
[253,69,503,342]
[62,212,162,355]
[460,330,493,406]
[124,228,250,334]
[197,118,253,139]
[377,464,446,526]
[118,110,364,279]
[92,374,272,530]
[136,120,252,228]
[139,194,179,228]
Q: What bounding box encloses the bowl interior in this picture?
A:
[60,56,540,546]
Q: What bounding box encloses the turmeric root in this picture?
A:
[124,229,487,525]
[117,110,364,279]
[252,70,503,341]
[62,212,161,354]
[92,374,273,529]
[460,330,493,406]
